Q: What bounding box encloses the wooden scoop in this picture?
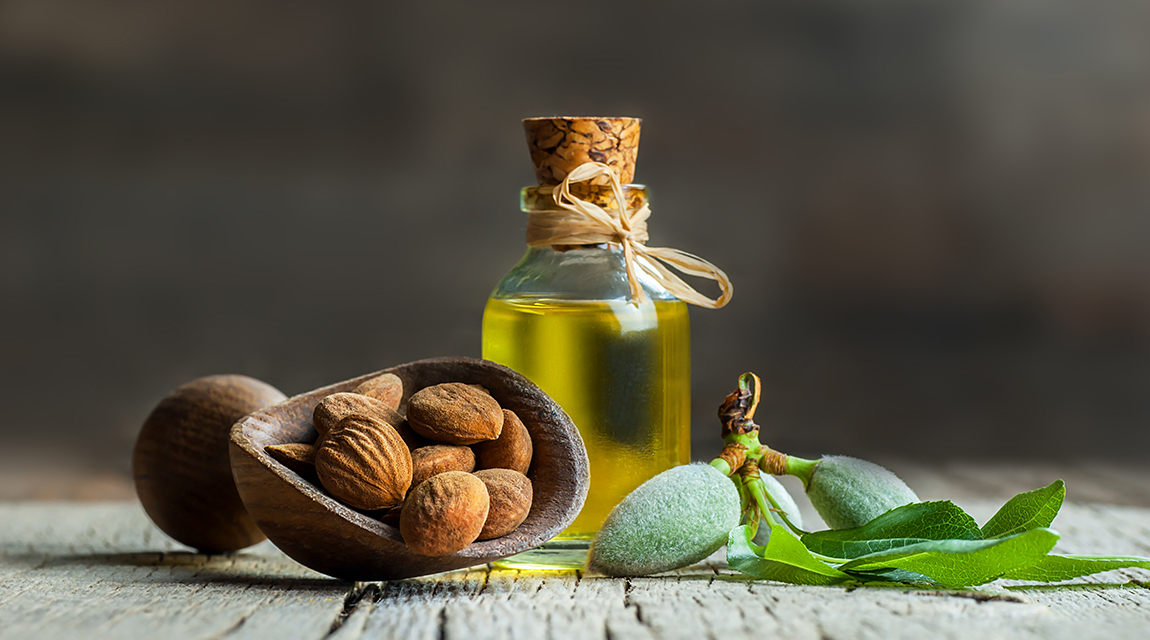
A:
[229,357,589,581]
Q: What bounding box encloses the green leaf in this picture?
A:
[981,480,1065,538]
[802,501,981,559]
[842,568,937,584]
[727,523,852,586]
[1003,554,1150,582]
[839,528,1060,587]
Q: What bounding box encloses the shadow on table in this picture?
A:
[18,551,498,596]
[709,571,1143,598]
[22,551,351,590]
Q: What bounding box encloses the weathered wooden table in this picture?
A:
[2,461,1149,640]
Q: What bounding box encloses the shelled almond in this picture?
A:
[264,379,535,556]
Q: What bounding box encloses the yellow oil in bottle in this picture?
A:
[482,297,691,545]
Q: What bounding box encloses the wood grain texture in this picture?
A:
[2,473,1150,640]
[133,374,287,553]
[229,357,590,582]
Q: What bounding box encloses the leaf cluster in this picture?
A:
[728,480,1150,587]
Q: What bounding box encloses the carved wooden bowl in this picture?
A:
[229,357,589,581]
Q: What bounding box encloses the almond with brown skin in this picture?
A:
[313,392,402,438]
[266,443,318,481]
[406,383,504,445]
[353,373,404,411]
[315,413,413,510]
[474,469,532,540]
[473,409,533,474]
[400,471,489,556]
[410,445,475,491]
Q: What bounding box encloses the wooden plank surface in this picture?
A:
[2,464,1149,640]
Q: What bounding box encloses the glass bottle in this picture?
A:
[482,117,691,568]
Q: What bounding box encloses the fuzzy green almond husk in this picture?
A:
[588,463,741,576]
[797,455,919,530]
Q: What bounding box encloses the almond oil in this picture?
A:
[482,297,691,540]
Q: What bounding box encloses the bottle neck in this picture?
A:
[490,245,681,303]
[550,242,608,252]
[521,183,649,251]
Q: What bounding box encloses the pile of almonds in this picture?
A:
[265,373,534,556]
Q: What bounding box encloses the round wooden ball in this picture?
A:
[133,374,286,553]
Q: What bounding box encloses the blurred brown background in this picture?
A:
[2,0,1149,497]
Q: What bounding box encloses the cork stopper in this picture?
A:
[523,117,641,186]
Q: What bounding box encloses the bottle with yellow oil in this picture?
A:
[484,117,732,568]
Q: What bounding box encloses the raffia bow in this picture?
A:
[524,162,733,308]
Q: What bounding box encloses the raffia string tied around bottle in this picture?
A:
[524,161,733,309]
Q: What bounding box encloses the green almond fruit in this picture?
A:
[802,455,919,529]
[588,463,741,576]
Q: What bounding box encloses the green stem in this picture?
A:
[727,431,761,452]
[746,474,807,537]
[782,455,820,490]
[756,479,810,537]
[745,475,776,526]
[714,372,820,535]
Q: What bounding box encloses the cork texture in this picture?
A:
[523,117,641,185]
